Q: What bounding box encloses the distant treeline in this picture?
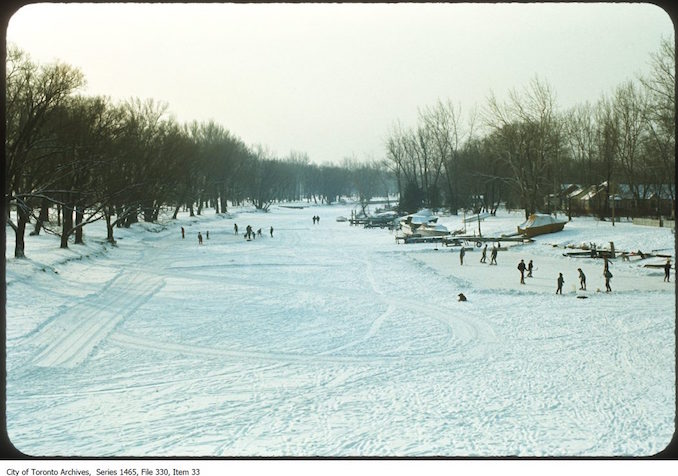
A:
[5,45,395,258]
[383,38,675,221]
[5,38,674,259]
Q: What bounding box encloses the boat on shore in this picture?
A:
[400,209,450,236]
[517,214,567,238]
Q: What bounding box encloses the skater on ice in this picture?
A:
[517,259,526,284]
[604,268,613,292]
[578,268,586,291]
[556,273,564,294]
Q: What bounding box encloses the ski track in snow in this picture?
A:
[5,205,675,457]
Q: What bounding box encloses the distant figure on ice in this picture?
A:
[604,268,612,292]
[257,228,262,237]
[317,215,320,224]
[198,232,203,245]
[270,226,274,237]
[527,259,533,277]
[517,259,526,284]
[459,247,465,265]
[556,273,564,294]
[312,215,317,224]
[181,226,185,239]
[206,230,209,240]
[489,246,498,265]
[457,293,467,302]
[234,223,238,235]
[480,244,487,263]
[664,259,671,282]
[578,268,586,290]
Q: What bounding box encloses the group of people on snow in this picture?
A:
[182,223,275,243]
[312,215,321,224]
[479,244,498,265]
[459,245,672,299]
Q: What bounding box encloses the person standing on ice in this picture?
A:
[480,244,487,263]
[459,247,465,265]
[556,273,564,294]
[664,259,671,282]
[578,268,586,290]
[234,223,238,235]
[527,259,533,277]
[206,230,209,240]
[198,232,203,245]
[517,259,526,284]
[181,227,185,239]
[604,268,612,292]
[270,226,274,237]
[489,246,498,265]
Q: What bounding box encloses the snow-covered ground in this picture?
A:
[4,204,675,457]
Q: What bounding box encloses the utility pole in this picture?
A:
[610,181,615,227]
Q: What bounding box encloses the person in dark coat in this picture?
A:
[517,259,526,284]
[556,273,564,294]
[206,230,209,240]
[270,226,274,237]
[459,247,466,265]
[489,246,498,265]
[578,268,586,290]
[457,293,467,302]
[234,223,238,235]
[604,268,612,292]
[664,259,672,282]
[527,259,533,277]
[480,244,487,263]
[181,226,185,239]
[198,232,203,245]
[257,228,262,237]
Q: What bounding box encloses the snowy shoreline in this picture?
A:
[5,204,676,457]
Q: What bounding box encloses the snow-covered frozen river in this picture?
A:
[5,204,675,456]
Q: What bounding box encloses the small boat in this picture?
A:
[336,216,348,222]
[518,214,567,238]
[399,209,449,236]
[365,210,399,228]
[415,222,451,237]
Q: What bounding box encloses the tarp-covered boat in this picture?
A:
[399,209,449,236]
[517,214,567,238]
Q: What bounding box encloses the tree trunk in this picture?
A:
[61,203,74,249]
[105,207,116,244]
[30,197,50,236]
[172,205,181,219]
[74,204,84,244]
[14,207,28,258]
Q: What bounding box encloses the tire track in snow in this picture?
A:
[27,272,165,368]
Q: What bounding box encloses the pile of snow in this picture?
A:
[4,206,675,457]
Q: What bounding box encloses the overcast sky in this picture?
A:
[5,2,675,164]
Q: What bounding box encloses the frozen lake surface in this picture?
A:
[5,204,675,456]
